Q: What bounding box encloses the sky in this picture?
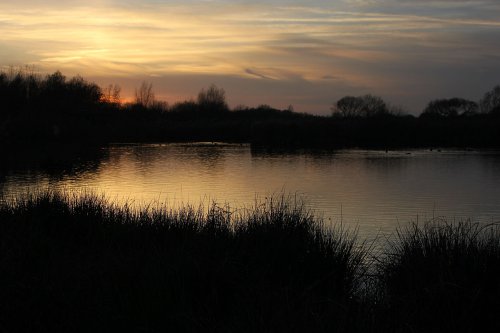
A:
[1,0,500,115]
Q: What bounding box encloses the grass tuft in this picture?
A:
[0,191,366,332]
[377,220,500,332]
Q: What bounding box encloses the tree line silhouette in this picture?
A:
[1,67,499,148]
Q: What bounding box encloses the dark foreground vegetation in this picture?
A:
[1,192,499,332]
[1,68,500,148]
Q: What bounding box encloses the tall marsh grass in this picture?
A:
[377,220,500,332]
[1,192,499,332]
[0,191,366,332]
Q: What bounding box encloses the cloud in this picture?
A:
[1,0,499,114]
[245,68,274,80]
[321,75,340,80]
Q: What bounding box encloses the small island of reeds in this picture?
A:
[1,191,499,332]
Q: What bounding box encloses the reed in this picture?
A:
[0,191,366,332]
[377,220,500,332]
[2,191,499,332]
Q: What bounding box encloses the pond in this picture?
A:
[2,143,500,241]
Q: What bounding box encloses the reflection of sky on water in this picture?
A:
[2,144,500,241]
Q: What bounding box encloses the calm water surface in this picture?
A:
[2,143,500,240]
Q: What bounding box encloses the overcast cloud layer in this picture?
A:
[1,0,499,114]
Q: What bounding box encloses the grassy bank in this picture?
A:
[1,192,499,332]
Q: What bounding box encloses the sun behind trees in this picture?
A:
[101,84,122,105]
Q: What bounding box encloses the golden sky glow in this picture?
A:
[2,0,500,114]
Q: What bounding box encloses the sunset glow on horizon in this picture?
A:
[2,0,500,114]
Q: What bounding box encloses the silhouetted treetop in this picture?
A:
[332,94,389,118]
[67,75,102,105]
[102,84,122,105]
[134,81,156,108]
[197,84,228,112]
[421,98,478,118]
[45,71,66,89]
[0,69,106,117]
[480,85,500,115]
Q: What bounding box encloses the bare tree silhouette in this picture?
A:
[102,84,122,104]
[480,85,500,114]
[197,84,228,112]
[135,81,155,108]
